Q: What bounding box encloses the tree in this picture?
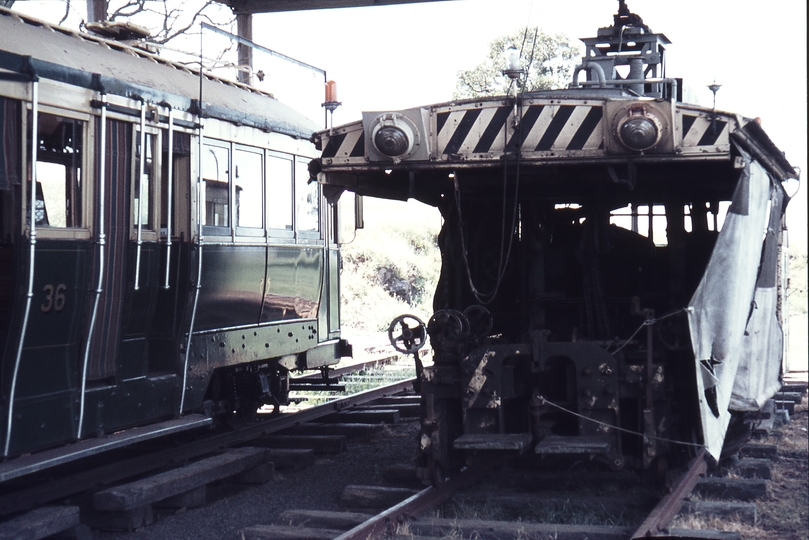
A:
[98,0,233,44]
[6,0,233,45]
[454,28,581,99]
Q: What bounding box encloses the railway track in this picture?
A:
[1,367,803,540]
[240,388,806,540]
[0,351,420,539]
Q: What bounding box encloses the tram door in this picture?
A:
[118,121,190,381]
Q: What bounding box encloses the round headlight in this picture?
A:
[369,112,420,162]
[613,105,665,152]
[374,126,410,158]
[619,117,659,151]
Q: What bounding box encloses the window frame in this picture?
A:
[265,149,295,240]
[22,104,92,240]
[131,126,161,242]
[294,155,321,243]
[233,144,265,238]
[201,139,232,237]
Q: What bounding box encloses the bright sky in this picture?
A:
[12,0,808,248]
[251,0,807,249]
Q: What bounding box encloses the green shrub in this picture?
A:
[340,199,441,334]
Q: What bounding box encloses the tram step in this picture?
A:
[534,435,611,454]
[453,433,532,451]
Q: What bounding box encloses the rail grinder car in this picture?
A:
[311,3,799,482]
[0,8,355,466]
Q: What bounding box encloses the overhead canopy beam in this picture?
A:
[226,0,455,14]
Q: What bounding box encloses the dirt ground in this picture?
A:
[755,395,809,540]
[674,390,808,540]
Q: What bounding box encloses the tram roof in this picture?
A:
[0,7,320,139]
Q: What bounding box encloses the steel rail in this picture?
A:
[0,378,416,517]
[630,449,707,539]
[292,353,399,381]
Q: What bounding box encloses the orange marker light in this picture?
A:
[325,80,338,103]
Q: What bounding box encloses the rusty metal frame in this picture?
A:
[630,449,707,539]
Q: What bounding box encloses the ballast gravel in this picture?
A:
[95,418,421,540]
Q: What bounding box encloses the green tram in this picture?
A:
[0,7,353,466]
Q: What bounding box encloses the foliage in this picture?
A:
[788,252,807,316]
[340,208,441,334]
[454,28,581,99]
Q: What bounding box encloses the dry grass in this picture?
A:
[673,396,809,539]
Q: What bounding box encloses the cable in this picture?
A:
[609,307,687,356]
[538,395,704,448]
[453,131,522,306]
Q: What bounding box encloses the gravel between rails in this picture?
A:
[95,418,422,540]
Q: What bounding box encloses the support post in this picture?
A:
[236,13,253,85]
[86,0,107,23]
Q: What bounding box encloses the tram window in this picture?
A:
[234,149,263,229]
[161,132,191,236]
[336,192,358,245]
[295,158,319,234]
[266,153,293,231]
[635,204,668,246]
[203,144,230,228]
[134,132,156,230]
[609,204,635,233]
[30,113,83,228]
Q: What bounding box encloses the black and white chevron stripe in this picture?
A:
[681,114,727,147]
[321,128,365,159]
[436,104,604,155]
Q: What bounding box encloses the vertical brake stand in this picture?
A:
[387,314,427,393]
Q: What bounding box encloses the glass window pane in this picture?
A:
[203,144,229,227]
[266,154,292,231]
[31,113,83,228]
[234,149,263,229]
[295,158,318,233]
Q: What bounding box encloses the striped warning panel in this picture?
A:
[321,126,365,159]
[681,113,728,148]
[436,104,604,156]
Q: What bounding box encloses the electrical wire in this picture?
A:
[538,395,704,448]
[609,307,687,356]
[453,119,522,305]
